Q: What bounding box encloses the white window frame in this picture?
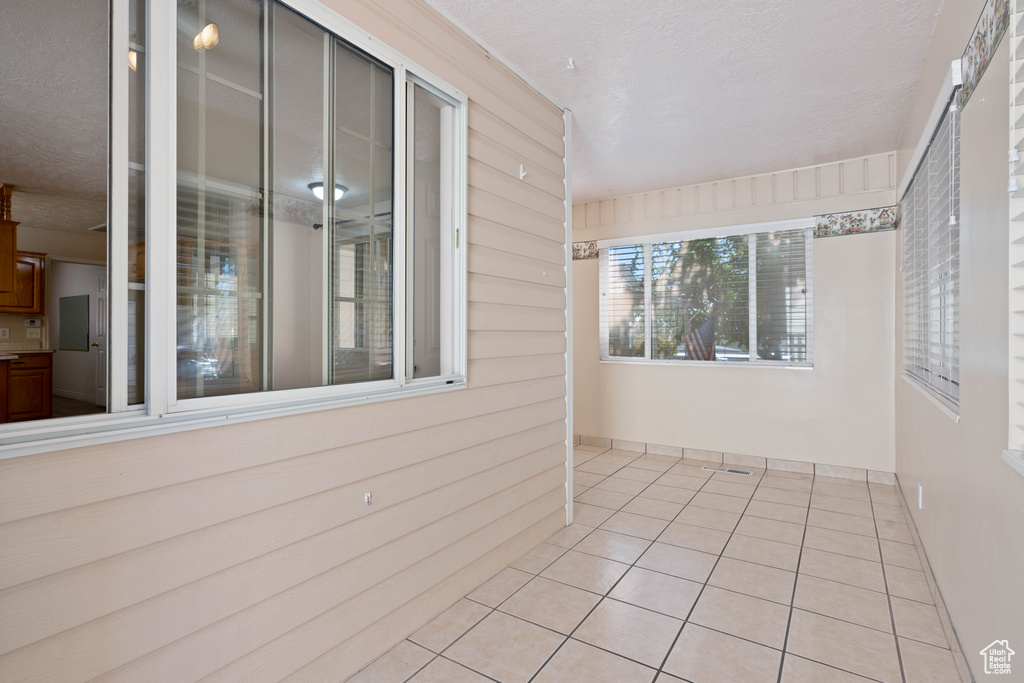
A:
[0,0,469,456]
[597,217,815,368]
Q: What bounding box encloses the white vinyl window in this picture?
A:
[599,219,813,365]
[0,0,468,451]
[171,0,466,410]
[901,93,960,406]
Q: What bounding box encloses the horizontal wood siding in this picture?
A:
[0,0,568,679]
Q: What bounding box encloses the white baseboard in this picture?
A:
[52,389,96,403]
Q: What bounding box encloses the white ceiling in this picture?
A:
[0,0,945,233]
[425,0,944,203]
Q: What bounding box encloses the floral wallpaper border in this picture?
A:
[814,206,897,239]
[572,241,598,260]
[962,0,1010,108]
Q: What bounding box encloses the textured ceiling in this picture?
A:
[426,0,943,203]
[0,0,109,233]
[1,0,945,233]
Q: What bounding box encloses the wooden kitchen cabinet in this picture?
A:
[0,252,44,315]
[6,353,52,422]
[0,185,18,293]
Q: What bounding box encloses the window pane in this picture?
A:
[176,187,263,398]
[176,0,265,399]
[605,245,645,357]
[331,43,394,384]
[652,237,749,361]
[1,0,113,419]
[756,230,807,362]
[128,0,147,404]
[408,84,449,379]
[269,4,327,391]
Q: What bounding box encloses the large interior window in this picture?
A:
[174,0,465,404]
[0,0,466,444]
[599,222,812,365]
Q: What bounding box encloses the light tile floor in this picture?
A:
[349,446,964,683]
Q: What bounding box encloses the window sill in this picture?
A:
[1002,450,1024,479]
[900,374,959,423]
[598,357,812,370]
[0,378,467,461]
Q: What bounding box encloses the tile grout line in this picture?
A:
[775,472,813,683]
[410,449,902,683]
[525,447,661,682]
[420,448,640,683]
[537,451,753,680]
[649,462,771,681]
[867,482,909,683]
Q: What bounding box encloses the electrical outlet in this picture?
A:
[23,319,40,328]
[0,328,8,340]
[26,328,40,339]
[918,483,923,509]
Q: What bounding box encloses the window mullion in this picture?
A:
[393,64,409,386]
[109,0,130,412]
[643,242,652,360]
[262,2,273,391]
[748,233,757,362]
[320,32,333,386]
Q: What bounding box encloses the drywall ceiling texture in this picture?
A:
[427,0,943,202]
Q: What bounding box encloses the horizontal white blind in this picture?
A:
[901,96,960,405]
[651,236,750,361]
[599,244,646,357]
[756,229,811,363]
[599,224,813,365]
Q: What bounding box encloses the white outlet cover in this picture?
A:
[0,328,8,339]
[26,328,40,339]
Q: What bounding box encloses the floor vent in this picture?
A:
[702,466,753,476]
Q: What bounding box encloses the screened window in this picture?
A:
[174,0,466,405]
[0,0,467,446]
[599,222,812,365]
[901,94,960,405]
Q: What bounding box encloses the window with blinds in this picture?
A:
[600,244,646,357]
[599,224,813,365]
[900,95,960,405]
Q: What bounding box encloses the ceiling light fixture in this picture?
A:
[193,23,220,51]
[308,182,347,201]
[128,50,138,72]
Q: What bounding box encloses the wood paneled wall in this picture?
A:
[573,151,897,240]
[0,0,568,680]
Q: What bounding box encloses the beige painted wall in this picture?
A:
[573,155,897,470]
[0,0,568,680]
[895,5,1024,678]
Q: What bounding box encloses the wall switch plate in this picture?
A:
[0,328,8,339]
[26,328,40,339]
[24,319,40,328]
